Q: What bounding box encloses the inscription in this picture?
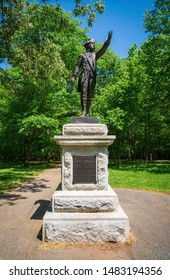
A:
[73,156,96,184]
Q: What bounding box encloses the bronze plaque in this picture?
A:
[73,156,96,184]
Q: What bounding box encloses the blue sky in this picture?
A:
[58,0,155,57]
[1,0,156,69]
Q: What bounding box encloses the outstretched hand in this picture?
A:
[108,30,113,40]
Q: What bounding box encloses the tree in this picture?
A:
[1,0,169,162]
[0,2,87,164]
[144,0,170,35]
[0,0,104,63]
[140,0,170,159]
[91,44,145,160]
[72,0,105,26]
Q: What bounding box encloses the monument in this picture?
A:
[71,31,113,117]
[42,32,130,243]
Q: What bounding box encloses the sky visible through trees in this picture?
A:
[56,0,156,57]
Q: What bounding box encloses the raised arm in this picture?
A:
[96,31,113,60]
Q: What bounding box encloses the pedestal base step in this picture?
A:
[43,206,130,243]
[52,186,119,213]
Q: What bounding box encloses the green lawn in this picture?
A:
[0,162,57,194]
[0,161,170,195]
[109,161,170,193]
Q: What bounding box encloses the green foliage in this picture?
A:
[0,0,105,57]
[73,0,105,26]
[137,42,168,160]
[0,0,169,163]
[92,45,144,159]
[91,1,170,161]
[19,115,59,135]
[0,1,86,164]
[144,0,170,35]
[139,0,170,160]
[0,0,28,62]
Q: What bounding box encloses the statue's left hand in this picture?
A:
[70,77,75,83]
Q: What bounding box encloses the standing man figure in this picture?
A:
[71,31,113,117]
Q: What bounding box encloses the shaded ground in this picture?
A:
[0,166,169,260]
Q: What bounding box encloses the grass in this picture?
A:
[0,161,57,194]
[109,161,170,194]
[0,161,170,195]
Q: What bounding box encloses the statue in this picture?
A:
[71,31,113,117]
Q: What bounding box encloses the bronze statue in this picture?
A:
[71,31,113,117]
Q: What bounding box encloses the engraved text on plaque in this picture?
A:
[73,156,96,184]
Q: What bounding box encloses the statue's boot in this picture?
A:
[86,98,92,116]
[82,107,87,117]
[81,98,87,117]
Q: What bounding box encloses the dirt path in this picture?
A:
[0,166,169,260]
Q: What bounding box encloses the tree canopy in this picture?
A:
[0,0,169,164]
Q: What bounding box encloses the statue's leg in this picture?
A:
[87,98,92,116]
[81,91,88,117]
[81,78,88,117]
[81,96,87,117]
[87,77,96,116]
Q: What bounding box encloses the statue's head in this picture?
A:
[84,38,95,52]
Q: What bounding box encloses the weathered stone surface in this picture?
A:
[43,206,130,243]
[62,152,72,190]
[52,186,119,213]
[63,124,108,136]
[46,121,131,244]
[54,135,116,147]
[61,147,109,191]
[97,152,108,189]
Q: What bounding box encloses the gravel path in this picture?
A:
[0,166,169,260]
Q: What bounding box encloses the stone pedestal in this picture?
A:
[42,117,130,243]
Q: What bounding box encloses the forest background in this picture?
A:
[0,0,169,166]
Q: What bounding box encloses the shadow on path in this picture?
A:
[0,193,27,206]
[0,178,50,206]
[31,199,50,220]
